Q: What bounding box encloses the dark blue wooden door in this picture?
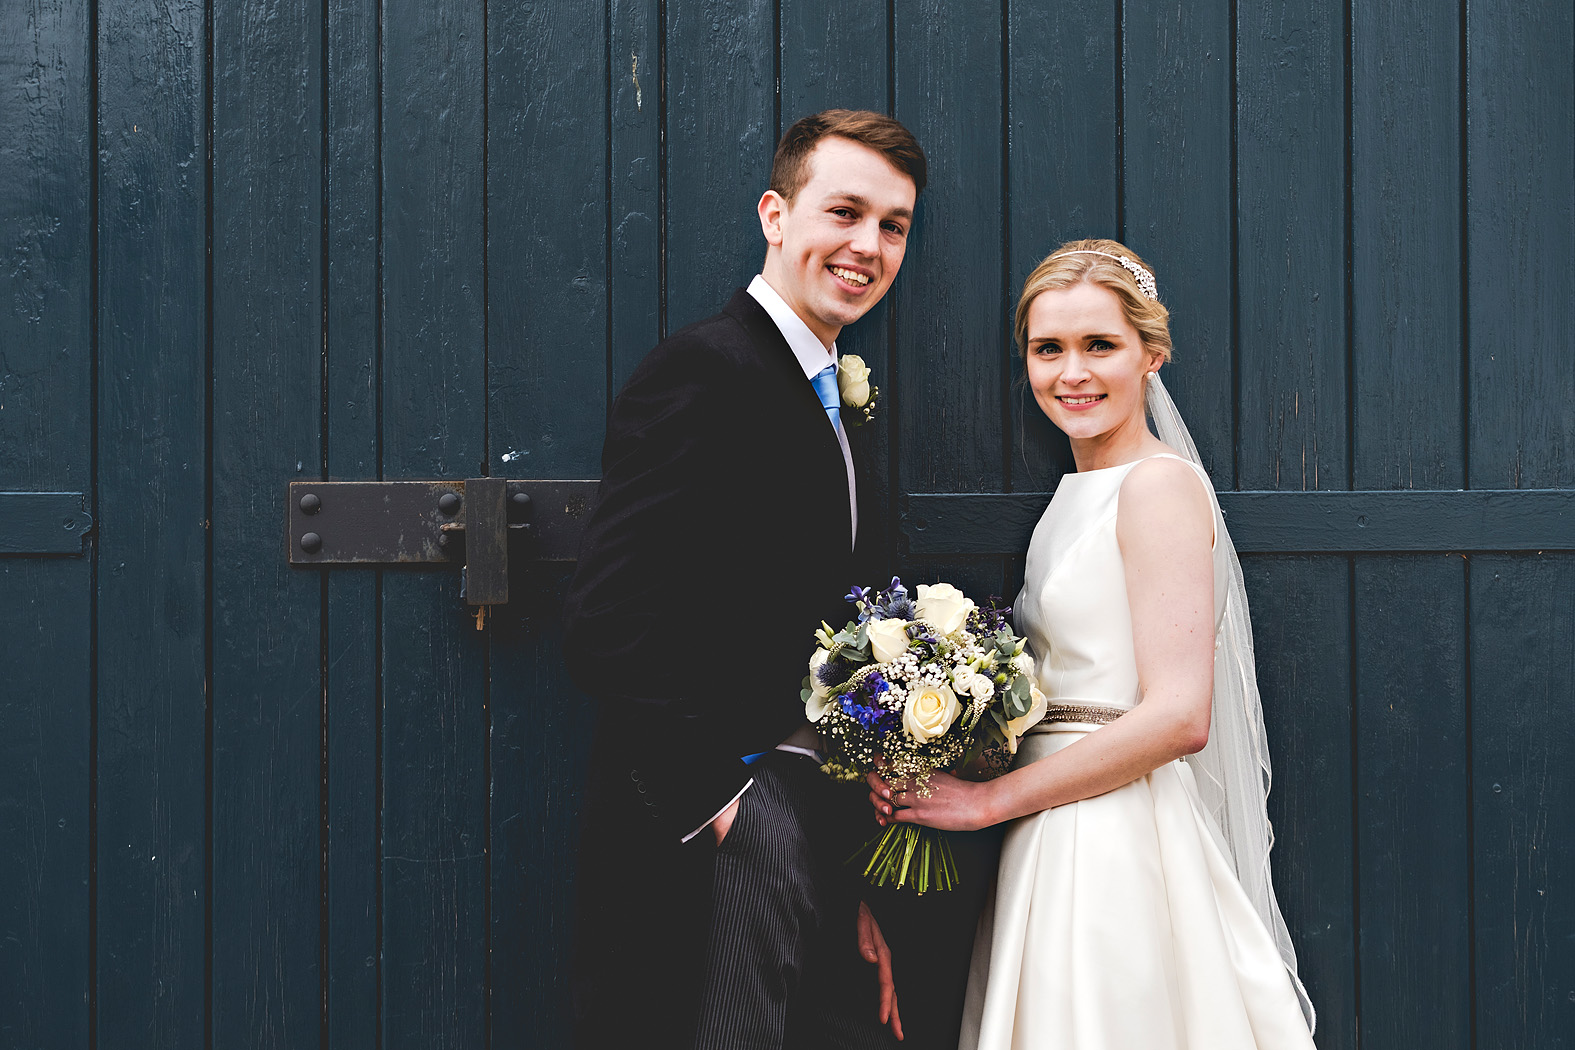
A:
[2,2,1571,1049]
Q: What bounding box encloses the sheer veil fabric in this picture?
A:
[1145,372,1316,1032]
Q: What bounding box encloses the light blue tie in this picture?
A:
[810,363,841,431]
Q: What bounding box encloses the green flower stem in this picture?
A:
[852,825,959,894]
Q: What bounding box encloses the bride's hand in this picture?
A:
[866,770,997,832]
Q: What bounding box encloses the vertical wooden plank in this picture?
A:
[1349,0,1454,468]
[663,0,775,332]
[1241,556,1356,1050]
[1466,0,1575,491]
[485,0,607,1043]
[779,0,885,115]
[1355,556,1471,1049]
[208,0,324,1045]
[381,0,488,1043]
[94,0,209,1046]
[1468,6,1575,1043]
[487,4,608,484]
[324,0,382,1044]
[0,2,92,1046]
[1346,7,1470,1044]
[1471,554,1575,1050]
[892,0,1003,495]
[1351,0,1462,493]
[1123,0,1234,480]
[610,0,662,391]
[1235,0,1347,491]
[1005,0,1114,491]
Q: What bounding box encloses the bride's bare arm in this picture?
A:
[869,456,1217,832]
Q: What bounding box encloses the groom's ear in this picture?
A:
[757,190,787,247]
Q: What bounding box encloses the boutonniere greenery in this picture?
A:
[838,354,878,427]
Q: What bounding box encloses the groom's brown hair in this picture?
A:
[769,109,927,202]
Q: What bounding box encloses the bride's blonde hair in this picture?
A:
[1014,238,1172,365]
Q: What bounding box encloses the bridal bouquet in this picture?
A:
[802,578,1046,892]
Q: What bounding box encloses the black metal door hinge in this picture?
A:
[286,479,597,624]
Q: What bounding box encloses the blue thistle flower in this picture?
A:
[881,598,917,621]
[816,663,843,688]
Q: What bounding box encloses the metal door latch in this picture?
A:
[286,479,597,622]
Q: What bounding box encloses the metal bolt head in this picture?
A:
[509,491,532,520]
[438,492,462,515]
[300,493,322,514]
[300,532,323,554]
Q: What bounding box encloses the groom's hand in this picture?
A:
[857,901,903,1040]
[710,797,741,845]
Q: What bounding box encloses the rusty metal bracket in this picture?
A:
[286,479,599,607]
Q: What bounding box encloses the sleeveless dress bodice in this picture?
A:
[1014,453,1228,715]
[959,452,1316,1050]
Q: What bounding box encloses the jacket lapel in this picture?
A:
[722,289,853,541]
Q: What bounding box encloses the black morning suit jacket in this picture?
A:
[564,287,882,840]
[562,289,887,1047]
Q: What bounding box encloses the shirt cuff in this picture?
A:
[680,779,753,844]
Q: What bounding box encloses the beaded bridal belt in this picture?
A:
[1033,702,1128,728]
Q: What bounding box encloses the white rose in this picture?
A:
[948,668,988,701]
[838,355,872,407]
[1011,653,1035,678]
[1004,681,1048,753]
[838,354,870,384]
[903,683,961,743]
[866,617,912,664]
[804,648,835,721]
[842,377,871,407]
[964,672,996,702]
[916,583,976,636]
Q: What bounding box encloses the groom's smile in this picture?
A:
[758,135,916,348]
[830,264,872,287]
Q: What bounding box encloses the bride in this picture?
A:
[869,240,1317,1049]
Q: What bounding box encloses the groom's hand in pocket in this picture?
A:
[710,797,741,845]
[857,900,904,1040]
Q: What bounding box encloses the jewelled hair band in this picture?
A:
[1053,249,1159,301]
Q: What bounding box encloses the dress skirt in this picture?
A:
[959,726,1316,1050]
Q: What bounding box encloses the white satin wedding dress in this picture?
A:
[960,453,1316,1050]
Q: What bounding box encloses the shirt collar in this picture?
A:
[747,274,837,381]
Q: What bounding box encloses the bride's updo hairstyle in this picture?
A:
[1014,238,1172,366]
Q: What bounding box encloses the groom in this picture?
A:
[563,110,924,1049]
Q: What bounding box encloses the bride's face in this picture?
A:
[1024,281,1158,446]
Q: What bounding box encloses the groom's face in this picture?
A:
[758,137,916,347]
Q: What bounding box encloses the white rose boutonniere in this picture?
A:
[916,583,976,636]
[837,354,878,426]
[904,683,961,743]
[866,617,912,664]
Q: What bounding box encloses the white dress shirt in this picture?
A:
[679,275,854,843]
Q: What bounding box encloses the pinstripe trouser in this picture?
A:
[692,751,899,1050]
